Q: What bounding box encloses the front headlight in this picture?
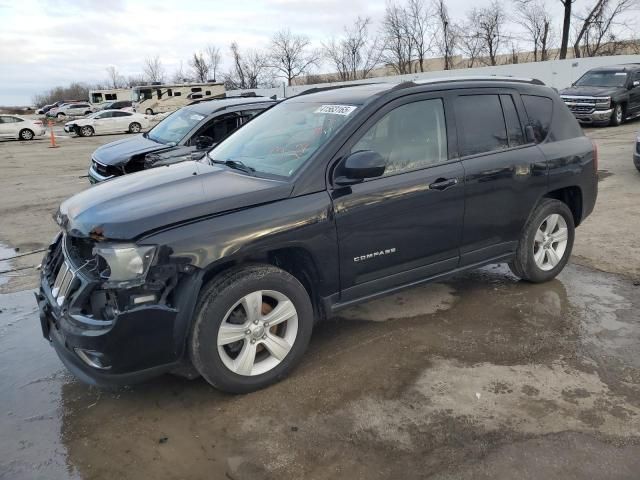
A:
[595,97,611,108]
[93,243,156,288]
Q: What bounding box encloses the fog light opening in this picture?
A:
[132,294,157,305]
[74,348,111,370]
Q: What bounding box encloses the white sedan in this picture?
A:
[0,115,46,140]
[64,110,150,137]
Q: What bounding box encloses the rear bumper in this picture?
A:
[36,237,182,386]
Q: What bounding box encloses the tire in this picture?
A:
[19,129,34,141]
[56,113,65,119]
[128,122,141,133]
[609,103,624,126]
[145,108,153,115]
[84,111,92,116]
[509,198,575,283]
[189,264,314,393]
[79,126,94,137]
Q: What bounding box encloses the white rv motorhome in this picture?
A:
[131,82,226,114]
[89,88,132,107]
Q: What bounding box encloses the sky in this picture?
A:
[0,0,635,105]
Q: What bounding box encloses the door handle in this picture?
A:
[429,178,458,190]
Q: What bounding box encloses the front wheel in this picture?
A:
[79,125,94,137]
[19,129,34,140]
[145,108,153,115]
[128,122,141,133]
[189,264,314,393]
[609,103,624,126]
[509,198,575,283]
[56,113,65,119]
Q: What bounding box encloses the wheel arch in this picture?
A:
[544,186,583,226]
[199,246,326,322]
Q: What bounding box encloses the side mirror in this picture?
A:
[525,125,537,143]
[195,135,215,150]
[334,150,386,186]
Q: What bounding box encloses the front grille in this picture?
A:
[568,105,595,114]
[92,159,121,177]
[51,261,78,306]
[44,234,95,307]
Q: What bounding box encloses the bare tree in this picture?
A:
[573,0,637,58]
[434,0,457,70]
[408,0,436,72]
[190,52,210,82]
[473,1,507,66]
[206,45,222,81]
[513,0,554,61]
[105,66,124,89]
[124,74,145,88]
[458,13,484,67]
[268,29,319,86]
[143,55,165,83]
[323,17,382,81]
[559,0,576,59]
[223,42,270,89]
[381,3,414,74]
[171,61,188,83]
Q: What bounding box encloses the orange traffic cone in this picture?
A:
[48,120,58,148]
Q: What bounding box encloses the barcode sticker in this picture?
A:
[315,105,357,116]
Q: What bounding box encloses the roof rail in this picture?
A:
[294,82,381,97]
[410,75,545,87]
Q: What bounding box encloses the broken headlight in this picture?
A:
[93,243,156,288]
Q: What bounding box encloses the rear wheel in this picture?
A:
[609,103,624,126]
[128,122,141,133]
[19,129,34,141]
[509,198,575,283]
[79,125,94,137]
[56,113,65,120]
[145,108,153,115]
[189,264,314,393]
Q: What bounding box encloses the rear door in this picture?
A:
[331,94,465,302]
[453,90,548,266]
[111,111,133,131]
[0,117,13,138]
[94,111,114,133]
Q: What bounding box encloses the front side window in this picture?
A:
[208,101,354,178]
[575,71,628,87]
[351,99,448,177]
[91,93,103,103]
[455,95,508,156]
[105,94,117,101]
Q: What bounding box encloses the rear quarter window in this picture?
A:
[521,95,552,143]
[548,98,584,141]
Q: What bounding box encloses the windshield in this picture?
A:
[575,71,628,87]
[147,109,205,144]
[86,111,103,119]
[207,102,356,177]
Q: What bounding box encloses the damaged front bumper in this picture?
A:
[36,233,192,386]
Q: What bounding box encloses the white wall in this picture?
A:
[227,54,640,99]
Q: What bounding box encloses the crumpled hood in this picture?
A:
[92,134,172,167]
[57,161,292,240]
[559,85,621,97]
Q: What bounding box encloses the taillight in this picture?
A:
[592,140,598,172]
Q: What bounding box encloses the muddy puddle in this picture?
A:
[1,263,639,479]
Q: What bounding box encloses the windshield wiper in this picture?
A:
[209,156,255,175]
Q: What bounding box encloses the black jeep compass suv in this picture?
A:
[37,77,597,393]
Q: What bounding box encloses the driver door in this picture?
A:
[330,94,465,302]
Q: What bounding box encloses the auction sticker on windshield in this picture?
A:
[315,105,357,116]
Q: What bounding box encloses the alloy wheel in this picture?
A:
[533,213,568,271]
[217,290,298,376]
[20,130,33,140]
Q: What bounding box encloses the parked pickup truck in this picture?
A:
[37,77,598,393]
[560,63,640,126]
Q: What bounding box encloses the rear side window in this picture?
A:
[500,95,525,147]
[522,95,553,143]
[549,99,584,141]
[455,95,508,156]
